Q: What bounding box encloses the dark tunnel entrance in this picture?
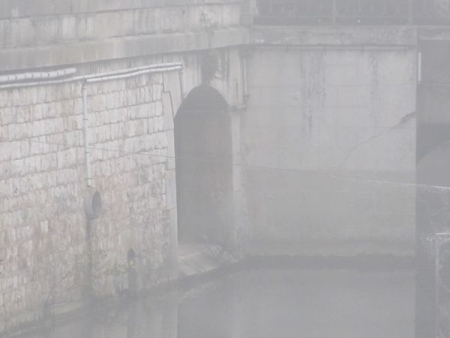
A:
[174,85,233,247]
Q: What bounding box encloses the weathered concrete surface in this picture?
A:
[250,26,418,46]
[0,0,248,72]
[0,0,241,18]
[0,28,249,73]
[244,27,417,256]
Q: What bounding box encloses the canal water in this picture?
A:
[20,268,415,338]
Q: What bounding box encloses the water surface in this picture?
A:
[21,268,416,338]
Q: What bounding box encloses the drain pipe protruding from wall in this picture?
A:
[82,83,93,188]
[82,83,103,220]
[178,68,186,100]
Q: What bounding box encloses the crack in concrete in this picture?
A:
[338,111,416,169]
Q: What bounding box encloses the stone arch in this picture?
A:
[174,84,233,245]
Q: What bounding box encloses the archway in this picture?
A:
[174,85,233,246]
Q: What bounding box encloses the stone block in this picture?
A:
[152,85,163,102]
[118,91,127,107]
[7,123,27,140]
[154,116,164,133]
[8,141,22,160]
[28,172,46,190]
[0,180,11,198]
[30,120,45,137]
[16,106,30,124]
[123,121,137,138]
[0,91,12,109]
[91,95,104,113]
[127,89,138,106]
[34,104,47,120]
[105,92,119,110]
[0,107,14,125]
[166,130,175,170]
[136,104,149,119]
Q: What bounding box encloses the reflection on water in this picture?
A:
[20,269,415,338]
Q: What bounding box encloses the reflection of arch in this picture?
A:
[174,85,232,244]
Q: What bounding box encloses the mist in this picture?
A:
[1,1,450,337]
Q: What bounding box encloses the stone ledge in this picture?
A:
[0,27,249,73]
[250,25,418,47]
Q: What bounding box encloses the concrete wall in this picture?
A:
[0,0,247,72]
[244,27,418,256]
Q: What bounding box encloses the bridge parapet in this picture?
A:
[254,0,450,25]
[0,0,247,72]
[0,0,242,19]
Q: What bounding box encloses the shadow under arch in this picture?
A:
[174,84,233,246]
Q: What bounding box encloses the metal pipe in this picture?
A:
[82,62,182,80]
[86,66,182,84]
[0,63,183,90]
[0,68,77,84]
[178,68,186,100]
[82,84,93,187]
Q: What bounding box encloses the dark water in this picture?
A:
[21,269,415,338]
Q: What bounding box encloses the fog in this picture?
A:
[1,1,450,338]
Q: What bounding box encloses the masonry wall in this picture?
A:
[0,60,171,331]
[0,0,249,331]
[0,42,248,332]
[244,27,418,256]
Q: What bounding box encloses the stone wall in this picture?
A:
[0,0,248,331]
[0,59,171,331]
[0,44,247,332]
[244,27,418,256]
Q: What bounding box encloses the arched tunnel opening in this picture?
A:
[174,85,233,248]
